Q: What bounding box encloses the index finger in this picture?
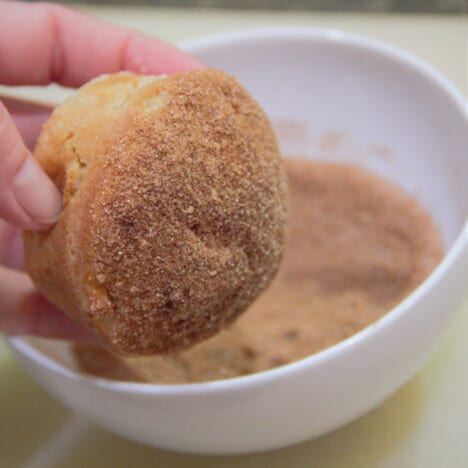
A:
[0,1,203,87]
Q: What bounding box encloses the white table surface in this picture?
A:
[0,6,467,468]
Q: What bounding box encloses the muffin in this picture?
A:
[23,69,288,355]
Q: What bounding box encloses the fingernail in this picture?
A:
[11,156,62,225]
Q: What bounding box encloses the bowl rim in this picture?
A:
[8,26,468,396]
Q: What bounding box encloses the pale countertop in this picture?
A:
[1,6,467,468]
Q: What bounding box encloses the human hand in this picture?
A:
[0,1,203,341]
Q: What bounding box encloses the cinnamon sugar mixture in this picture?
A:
[73,158,443,383]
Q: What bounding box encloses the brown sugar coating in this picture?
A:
[73,158,444,383]
[23,70,288,355]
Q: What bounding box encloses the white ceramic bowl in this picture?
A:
[8,28,468,455]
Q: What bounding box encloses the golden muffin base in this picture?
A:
[24,70,288,355]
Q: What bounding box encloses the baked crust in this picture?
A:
[23,70,288,355]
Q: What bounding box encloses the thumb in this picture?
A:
[0,100,61,230]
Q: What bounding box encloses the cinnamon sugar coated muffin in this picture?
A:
[23,70,288,355]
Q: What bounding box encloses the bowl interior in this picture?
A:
[190,29,467,248]
[12,28,468,382]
